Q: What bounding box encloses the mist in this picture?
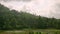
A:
[0,0,60,19]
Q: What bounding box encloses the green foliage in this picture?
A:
[0,4,60,30]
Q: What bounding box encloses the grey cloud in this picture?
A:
[0,0,32,2]
[50,3,60,19]
[0,0,60,19]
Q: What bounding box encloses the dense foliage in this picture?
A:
[0,4,60,30]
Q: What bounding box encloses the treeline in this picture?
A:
[0,4,60,30]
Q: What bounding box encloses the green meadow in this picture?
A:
[0,29,60,34]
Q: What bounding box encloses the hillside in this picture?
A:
[0,4,60,30]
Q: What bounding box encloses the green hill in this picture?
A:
[0,4,60,30]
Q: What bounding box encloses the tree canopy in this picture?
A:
[0,4,60,30]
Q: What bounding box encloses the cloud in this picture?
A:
[50,3,60,18]
[0,0,32,2]
[0,0,60,18]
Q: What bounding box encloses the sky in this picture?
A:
[0,0,60,19]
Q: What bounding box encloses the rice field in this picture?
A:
[0,29,60,34]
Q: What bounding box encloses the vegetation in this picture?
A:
[0,3,60,30]
[0,29,60,34]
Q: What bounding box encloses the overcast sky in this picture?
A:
[0,0,60,19]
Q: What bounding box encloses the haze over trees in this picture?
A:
[0,4,60,30]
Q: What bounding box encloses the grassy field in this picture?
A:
[0,29,60,34]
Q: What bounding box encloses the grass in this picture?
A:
[0,29,60,34]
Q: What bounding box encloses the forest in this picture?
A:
[0,4,60,30]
